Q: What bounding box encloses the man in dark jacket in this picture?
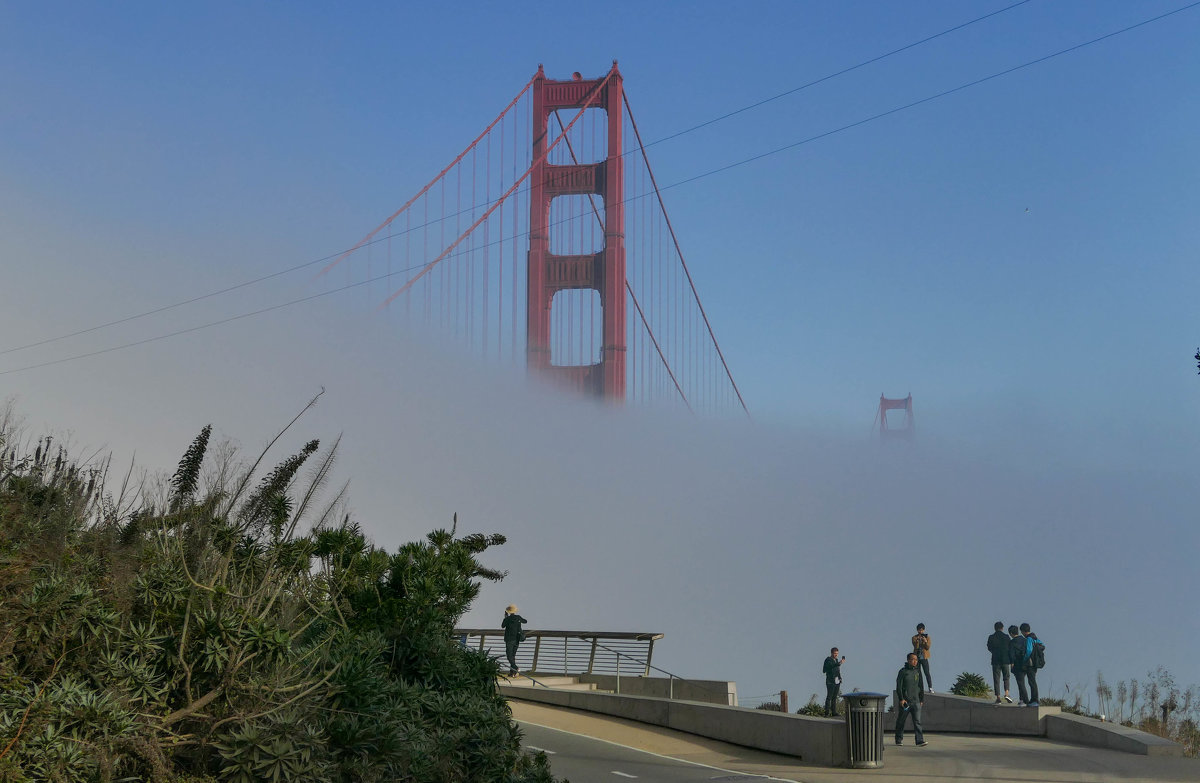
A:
[987,621,1013,704]
[822,647,846,717]
[895,653,927,746]
[1019,623,1043,707]
[1008,625,1029,705]
[501,604,527,676]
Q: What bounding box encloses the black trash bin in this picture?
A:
[843,691,888,768]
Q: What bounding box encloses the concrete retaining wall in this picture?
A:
[576,674,737,705]
[502,684,848,767]
[1045,713,1183,757]
[916,692,1059,735]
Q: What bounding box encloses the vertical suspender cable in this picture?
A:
[623,92,750,418]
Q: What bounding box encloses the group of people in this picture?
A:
[823,621,1047,748]
[987,621,1047,707]
[823,623,935,718]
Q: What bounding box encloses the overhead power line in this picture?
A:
[642,0,1035,149]
[662,0,1200,191]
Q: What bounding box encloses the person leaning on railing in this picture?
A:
[501,604,527,677]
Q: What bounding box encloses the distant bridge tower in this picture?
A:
[527,63,626,400]
[878,394,915,440]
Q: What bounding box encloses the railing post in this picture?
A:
[669,674,674,700]
[616,653,621,694]
[562,637,567,675]
[478,635,485,653]
[532,636,542,674]
[587,636,598,674]
[644,638,655,677]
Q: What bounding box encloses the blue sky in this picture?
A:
[2,2,1198,703]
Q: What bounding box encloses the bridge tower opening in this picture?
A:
[526,63,626,400]
[878,394,915,440]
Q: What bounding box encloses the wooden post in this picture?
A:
[780,690,789,713]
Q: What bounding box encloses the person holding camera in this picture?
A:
[911,623,933,693]
[822,647,847,716]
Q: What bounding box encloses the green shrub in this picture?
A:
[949,672,992,699]
[0,408,564,782]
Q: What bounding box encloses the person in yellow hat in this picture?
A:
[502,604,528,676]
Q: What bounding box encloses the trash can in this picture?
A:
[843,691,888,769]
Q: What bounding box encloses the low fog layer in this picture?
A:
[9,309,1195,706]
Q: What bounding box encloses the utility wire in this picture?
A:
[0,262,428,377]
[642,0,1035,149]
[2,2,1195,374]
[0,252,341,357]
[0,3,1034,357]
[664,0,1200,191]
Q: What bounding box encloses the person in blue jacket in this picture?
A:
[1017,623,1044,707]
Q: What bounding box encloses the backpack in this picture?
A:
[1030,640,1046,670]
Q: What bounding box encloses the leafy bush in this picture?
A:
[949,672,992,699]
[796,696,828,717]
[0,406,564,782]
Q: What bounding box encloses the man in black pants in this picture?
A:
[895,652,927,746]
[987,621,1013,704]
[1008,625,1029,705]
[822,647,846,717]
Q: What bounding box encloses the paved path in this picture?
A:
[512,701,1199,782]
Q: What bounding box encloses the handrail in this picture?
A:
[454,629,663,677]
[590,640,735,704]
[456,628,734,705]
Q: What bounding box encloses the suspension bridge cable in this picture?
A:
[641,0,1035,150]
[662,0,1200,191]
[0,4,1072,358]
[379,69,615,306]
[315,75,536,280]
[624,92,750,418]
[5,3,1193,374]
[551,111,693,412]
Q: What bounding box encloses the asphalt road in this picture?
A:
[513,700,1200,783]
[520,720,799,782]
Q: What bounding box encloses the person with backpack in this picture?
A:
[822,647,847,717]
[987,621,1013,704]
[501,604,527,677]
[1018,623,1045,707]
[911,623,933,692]
[1008,625,1029,705]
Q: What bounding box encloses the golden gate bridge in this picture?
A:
[317,63,748,416]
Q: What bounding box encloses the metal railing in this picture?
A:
[455,629,736,705]
[454,629,663,677]
[589,639,736,705]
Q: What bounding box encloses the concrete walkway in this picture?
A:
[512,701,1199,782]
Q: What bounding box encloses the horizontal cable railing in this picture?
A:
[454,629,663,677]
[454,629,737,705]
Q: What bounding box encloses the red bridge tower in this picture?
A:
[878,394,915,440]
[526,64,626,400]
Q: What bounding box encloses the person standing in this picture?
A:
[501,604,527,676]
[911,623,933,693]
[1019,623,1044,707]
[987,621,1013,704]
[895,652,928,746]
[822,647,846,717]
[1008,624,1029,705]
